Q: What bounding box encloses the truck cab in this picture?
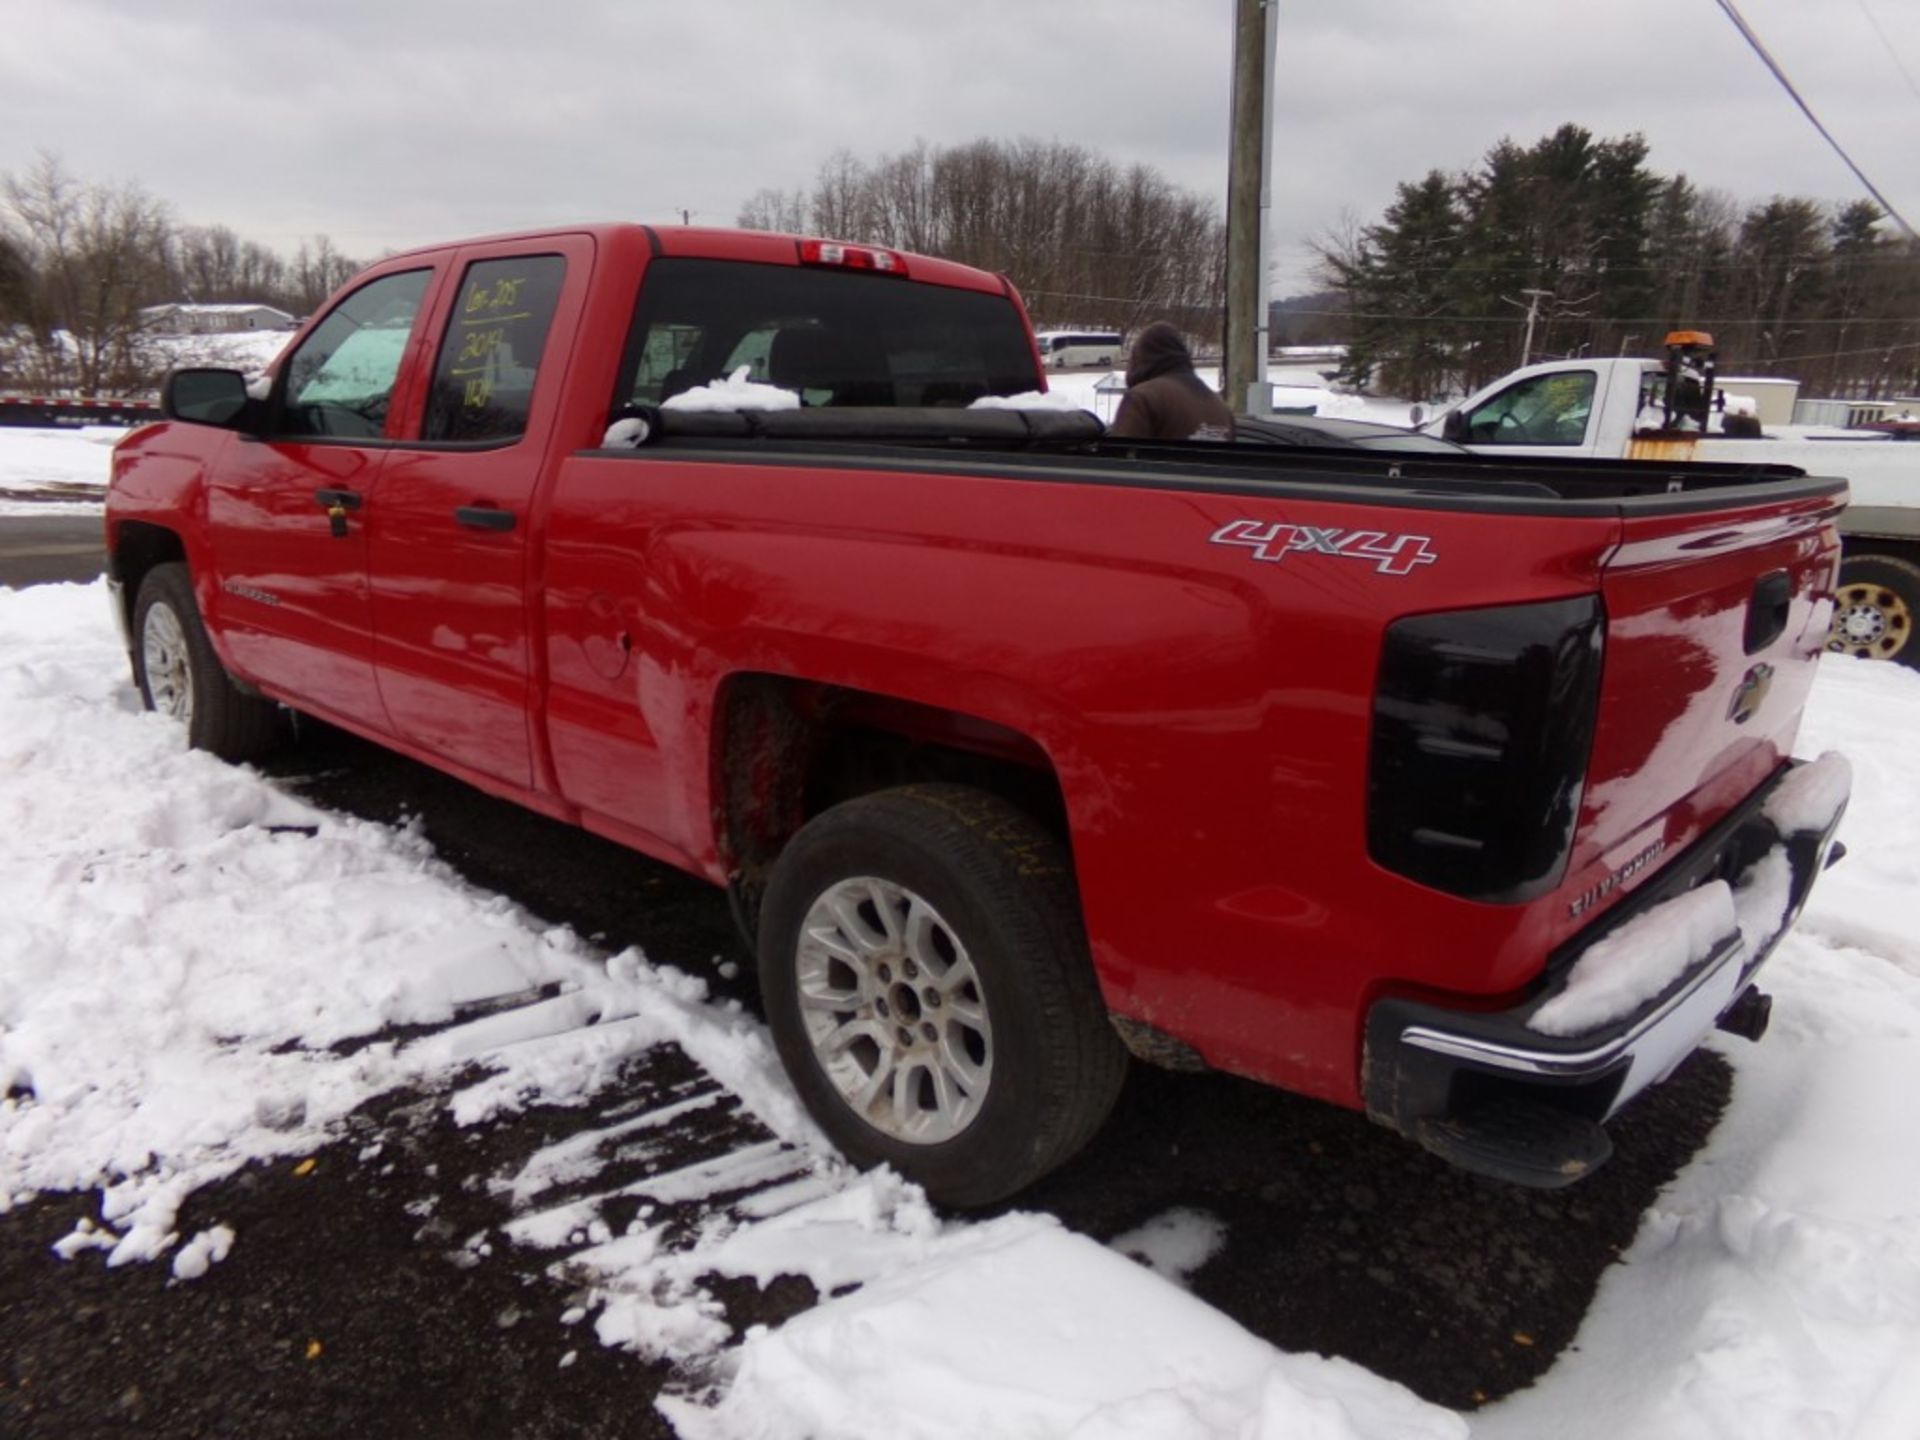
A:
[1432,357,1656,459]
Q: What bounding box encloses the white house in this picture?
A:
[140,302,297,335]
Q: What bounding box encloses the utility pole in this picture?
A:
[1224,0,1276,415]
[1515,287,1552,367]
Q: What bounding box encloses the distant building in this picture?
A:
[1716,376,1800,428]
[140,302,297,335]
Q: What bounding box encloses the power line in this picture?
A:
[1028,288,1920,331]
[1023,286,1218,309]
[1319,249,1920,281]
[1281,307,1920,328]
[1853,0,1920,101]
[1712,0,1918,238]
[1764,336,1920,365]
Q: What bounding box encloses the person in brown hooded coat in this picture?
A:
[1106,322,1236,441]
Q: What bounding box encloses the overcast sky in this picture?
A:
[2,0,1914,298]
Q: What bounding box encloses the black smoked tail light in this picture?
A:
[1368,595,1605,903]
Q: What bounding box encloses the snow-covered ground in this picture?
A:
[0,426,127,515]
[3,429,1918,1437]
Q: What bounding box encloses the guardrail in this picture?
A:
[0,395,163,429]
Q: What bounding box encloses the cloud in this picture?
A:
[1,0,1911,293]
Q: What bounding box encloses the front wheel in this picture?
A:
[133,564,280,760]
[1827,554,1920,668]
[758,784,1127,1207]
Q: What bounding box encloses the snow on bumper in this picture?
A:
[1363,753,1851,1159]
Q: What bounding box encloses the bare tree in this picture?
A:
[2,153,175,394]
[0,230,32,329]
[286,235,358,317]
[174,224,289,306]
[737,137,1227,346]
[737,186,809,233]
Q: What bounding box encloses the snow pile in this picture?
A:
[1761,749,1851,835]
[1109,1205,1227,1287]
[968,389,1093,412]
[664,1218,1465,1440]
[551,1168,949,1362]
[601,415,653,447]
[1530,882,1739,1037]
[1731,848,1794,958]
[1529,752,1852,1040]
[661,365,801,413]
[171,1224,236,1280]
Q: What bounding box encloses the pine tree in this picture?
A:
[1730,198,1830,373]
[1325,171,1465,401]
[1320,125,1915,399]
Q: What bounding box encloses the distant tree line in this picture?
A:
[0,155,362,395]
[739,138,1228,345]
[1318,123,1920,403]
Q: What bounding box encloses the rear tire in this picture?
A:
[1828,554,1920,668]
[133,563,281,760]
[758,784,1126,1207]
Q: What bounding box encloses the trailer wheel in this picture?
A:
[1828,555,1920,668]
[133,564,281,760]
[758,784,1126,1207]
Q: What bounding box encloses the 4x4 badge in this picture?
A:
[1210,520,1438,576]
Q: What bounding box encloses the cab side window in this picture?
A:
[1462,370,1597,446]
[280,270,432,439]
[422,255,567,444]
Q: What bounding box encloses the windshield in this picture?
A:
[1460,370,1598,446]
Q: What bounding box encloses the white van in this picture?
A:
[1033,329,1123,370]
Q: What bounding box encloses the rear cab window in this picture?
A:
[615,258,1038,411]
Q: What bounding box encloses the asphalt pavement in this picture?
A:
[0,512,107,588]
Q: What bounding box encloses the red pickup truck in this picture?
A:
[106,224,1850,1205]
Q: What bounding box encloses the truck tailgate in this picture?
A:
[1567,490,1841,917]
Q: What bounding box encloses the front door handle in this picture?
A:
[313,488,362,539]
[455,506,516,533]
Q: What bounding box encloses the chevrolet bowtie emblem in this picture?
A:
[1727,662,1775,725]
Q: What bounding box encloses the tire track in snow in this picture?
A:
[357,979,923,1374]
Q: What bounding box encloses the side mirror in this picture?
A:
[1440,409,1467,442]
[163,368,257,430]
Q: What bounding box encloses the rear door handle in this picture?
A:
[455,506,516,532]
